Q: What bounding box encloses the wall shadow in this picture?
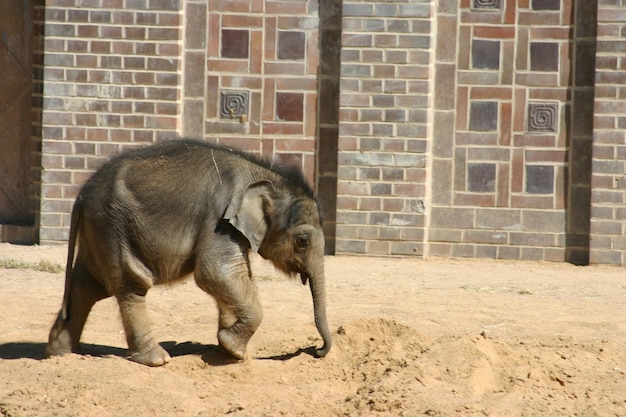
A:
[565,0,597,265]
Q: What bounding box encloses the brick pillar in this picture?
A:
[316,0,342,254]
[38,0,182,243]
[566,0,597,265]
[590,1,626,264]
[181,0,207,138]
[336,0,434,256]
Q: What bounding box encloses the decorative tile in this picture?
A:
[221,29,249,59]
[472,0,501,10]
[276,92,304,122]
[530,42,559,72]
[278,31,306,60]
[469,101,498,131]
[468,163,496,192]
[220,91,249,119]
[527,103,558,132]
[526,165,554,194]
[472,40,500,70]
[531,0,560,10]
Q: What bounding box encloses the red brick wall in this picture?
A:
[590,0,626,264]
[33,0,626,266]
[38,0,182,242]
[427,0,595,263]
[37,0,321,243]
[336,0,433,256]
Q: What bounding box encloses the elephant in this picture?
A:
[45,139,332,366]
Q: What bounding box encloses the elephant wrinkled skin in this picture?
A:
[45,139,332,366]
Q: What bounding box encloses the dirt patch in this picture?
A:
[1,243,625,416]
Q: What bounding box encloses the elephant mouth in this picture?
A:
[285,261,309,285]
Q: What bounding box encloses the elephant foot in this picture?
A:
[46,319,77,358]
[218,329,248,360]
[46,332,73,358]
[128,344,171,367]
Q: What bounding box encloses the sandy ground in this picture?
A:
[0,242,625,417]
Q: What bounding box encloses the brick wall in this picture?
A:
[428,0,595,263]
[38,0,182,242]
[590,0,626,264]
[31,0,626,266]
[36,0,324,244]
[336,0,433,256]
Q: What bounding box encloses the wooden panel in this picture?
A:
[0,0,35,227]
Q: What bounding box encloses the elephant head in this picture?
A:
[223,179,332,357]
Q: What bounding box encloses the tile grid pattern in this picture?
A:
[428,0,591,262]
[200,0,319,184]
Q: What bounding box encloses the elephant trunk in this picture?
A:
[306,257,332,357]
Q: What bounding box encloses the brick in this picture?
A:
[374,34,399,48]
[90,10,112,23]
[150,0,181,11]
[342,3,374,17]
[431,207,475,229]
[383,80,407,93]
[465,230,508,244]
[336,239,367,254]
[510,232,556,246]
[450,244,474,258]
[337,180,368,195]
[498,246,521,260]
[434,64,456,110]
[522,210,566,232]
[474,26,516,39]
[40,227,70,242]
[589,250,622,265]
[428,242,452,257]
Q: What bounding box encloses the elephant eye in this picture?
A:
[296,234,310,250]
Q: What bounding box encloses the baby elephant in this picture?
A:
[46,139,331,366]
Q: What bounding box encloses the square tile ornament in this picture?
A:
[527,103,558,133]
[220,91,249,120]
[471,0,502,10]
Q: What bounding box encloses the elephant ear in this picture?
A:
[223,181,274,252]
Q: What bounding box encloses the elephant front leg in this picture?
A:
[216,297,263,360]
[195,247,263,360]
[116,291,171,367]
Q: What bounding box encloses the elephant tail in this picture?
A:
[60,197,82,321]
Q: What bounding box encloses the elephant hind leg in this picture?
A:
[46,259,109,358]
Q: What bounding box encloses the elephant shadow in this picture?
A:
[164,342,319,365]
[0,340,219,363]
[0,341,127,361]
[0,341,316,364]
[257,346,317,361]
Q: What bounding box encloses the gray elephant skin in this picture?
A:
[45,139,332,366]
